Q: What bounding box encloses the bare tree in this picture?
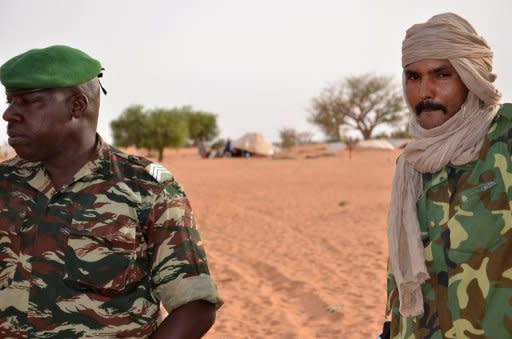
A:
[309,74,406,140]
[279,127,298,148]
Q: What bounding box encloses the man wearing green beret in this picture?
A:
[0,45,222,338]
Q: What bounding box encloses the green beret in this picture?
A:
[0,45,102,94]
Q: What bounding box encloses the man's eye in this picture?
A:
[406,74,419,80]
[23,98,42,105]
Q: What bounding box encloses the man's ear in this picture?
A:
[70,93,89,118]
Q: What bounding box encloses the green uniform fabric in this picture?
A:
[386,103,512,338]
[0,45,102,94]
[0,136,222,338]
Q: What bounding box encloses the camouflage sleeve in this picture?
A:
[146,178,222,312]
[386,259,392,317]
[386,259,408,338]
[386,258,398,317]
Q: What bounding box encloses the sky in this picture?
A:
[1,0,511,145]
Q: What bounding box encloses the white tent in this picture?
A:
[233,132,274,156]
[354,138,412,150]
[325,142,346,152]
[354,139,395,150]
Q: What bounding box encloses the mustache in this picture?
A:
[415,101,447,115]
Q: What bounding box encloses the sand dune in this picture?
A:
[132,147,401,338]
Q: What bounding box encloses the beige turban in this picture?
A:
[403,12,500,105]
[388,13,501,317]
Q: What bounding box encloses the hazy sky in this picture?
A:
[1,0,511,144]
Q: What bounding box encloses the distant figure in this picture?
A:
[223,138,232,157]
[344,137,355,159]
[346,141,353,159]
[198,140,210,158]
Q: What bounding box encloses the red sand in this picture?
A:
[148,147,401,339]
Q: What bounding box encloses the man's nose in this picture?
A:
[2,104,22,123]
[419,79,434,101]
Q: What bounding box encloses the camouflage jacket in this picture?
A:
[386,103,512,338]
[0,136,222,338]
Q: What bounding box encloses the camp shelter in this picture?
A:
[326,142,346,152]
[232,132,274,156]
[354,138,412,150]
[354,139,395,150]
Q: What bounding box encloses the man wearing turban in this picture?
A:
[384,13,511,338]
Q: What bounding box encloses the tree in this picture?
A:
[111,106,193,161]
[182,106,219,144]
[309,74,406,140]
[279,128,314,148]
[144,108,189,161]
[279,128,297,148]
[296,131,313,145]
[110,105,147,148]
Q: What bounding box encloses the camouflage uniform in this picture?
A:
[386,103,512,338]
[0,136,222,338]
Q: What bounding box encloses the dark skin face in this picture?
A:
[404,59,469,129]
[4,88,76,161]
[3,87,97,188]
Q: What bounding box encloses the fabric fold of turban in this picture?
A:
[402,12,500,105]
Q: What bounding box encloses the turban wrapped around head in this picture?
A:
[402,12,501,105]
[389,13,502,317]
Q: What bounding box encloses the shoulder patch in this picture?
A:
[145,163,173,183]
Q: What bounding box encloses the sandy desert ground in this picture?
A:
[134,146,401,339]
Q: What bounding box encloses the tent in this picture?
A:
[354,139,396,150]
[325,142,346,152]
[232,132,274,156]
[354,138,412,150]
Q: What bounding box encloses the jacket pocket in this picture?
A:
[448,180,508,255]
[63,218,145,296]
